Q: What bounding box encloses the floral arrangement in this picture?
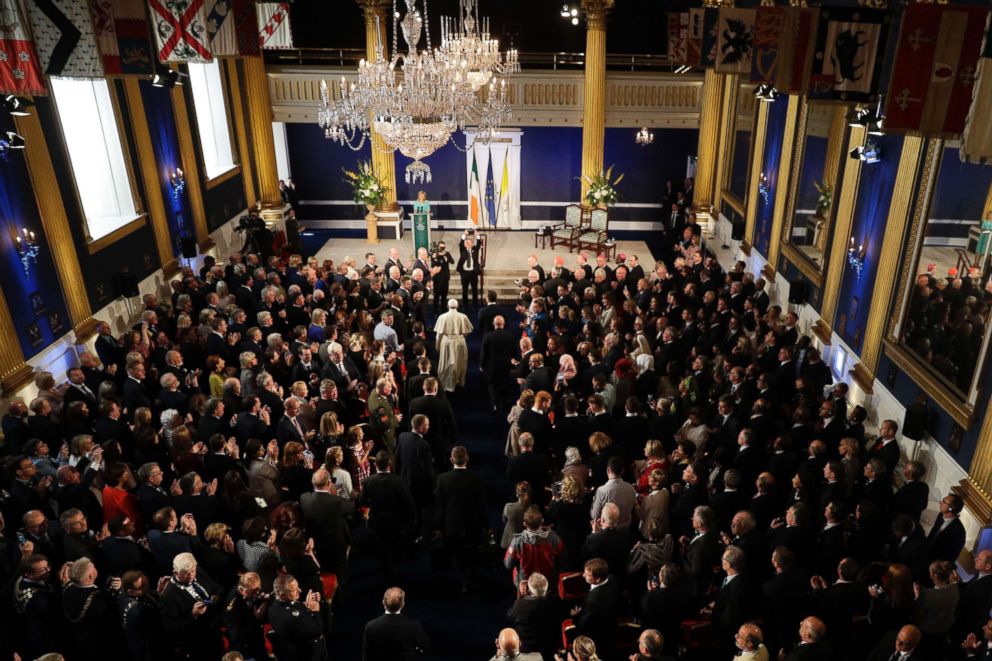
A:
[581,165,624,208]
[813,179,833,219]
[343,160,386,207]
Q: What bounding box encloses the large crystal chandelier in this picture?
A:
[317,0,516,185]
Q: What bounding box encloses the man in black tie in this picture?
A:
[63,367,98,417]
[277,397,311,447]
[457,235,482,308]
[480,315,517,413]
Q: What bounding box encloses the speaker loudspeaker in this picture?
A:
[902,404,928,440]
[731,220,745,240]
[788,280,808,304]
[113,272,139,298]
[180,236,197,259]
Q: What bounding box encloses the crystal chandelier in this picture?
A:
[317,0,515,185]
[635,127,654,146]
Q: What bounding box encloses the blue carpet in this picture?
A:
[330,307,518,660]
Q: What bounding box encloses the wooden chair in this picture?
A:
[558,571,590,604]
[577,207,609,253]
[551,204,585,251]
[614,619,643,657]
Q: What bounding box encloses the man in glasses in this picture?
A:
[12,554,58,660]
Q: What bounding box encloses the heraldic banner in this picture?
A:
[807,7,891,104]
[149,0,213,62]
[28,0,104,78]
[207,0,260,57]
[715,8,756,75]
[885,4,988,136]
[257,2,292,50]
[89,0,154,76]
[0,0,45,95]
[962,13,992,164]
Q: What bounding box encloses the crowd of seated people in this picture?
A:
[0,203,990,661]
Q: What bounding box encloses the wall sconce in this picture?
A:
[14,227,39,277]
[635,127,654,146]
[758,172,770,205]
[169,167,186,202]
[847,235,867,280]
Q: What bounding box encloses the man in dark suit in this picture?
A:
[891,461,929,524]
[956,550,992,639]
[234,396,271,445]
[277,397,310,447]
[761,547,809,657]
[456,234,482,308]
[94,321,124,373]
[508,574,563,660]
[517,392,553,456]
[122,362,153,420]
[300,468,354,587]
[682,504,722,603]
[867,419,901,475]
[809,558,867,647]
[480,315,517,413]
[409,377,457,465]
[362,587,430,661]
[394,416,436,538]
[866,624,924,661]
[814,502,847,578]
[434,445,487,593]
[506,433,550,507]
[159,552,223,661]
[268,574,327,661]
[322,343,361,394]
[640,564,694,656]
[887,515,928,579]
[581,503,629,578]
[63,367,98,418]
[709,546,753,651]
[203,318,234,365]
[570,558,622,653]
[784,617,833,661]
[477,290,501,334]
[523,353,553,393]
[361,451,417,581]
[927,494,966,563]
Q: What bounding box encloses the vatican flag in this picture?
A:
[497,156,510,227]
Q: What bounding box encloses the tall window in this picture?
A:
[50,78,137,241]
[188,60,235,179]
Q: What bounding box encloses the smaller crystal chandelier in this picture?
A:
[847,235,867,280]
[440,0,519,91]
[635,127,654,146]
[169,167,186,203]
[14,227,39,277]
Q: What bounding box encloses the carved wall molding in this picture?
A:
[268,67,703,128]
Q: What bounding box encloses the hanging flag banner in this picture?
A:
[0,0,46,95]
[89,0,153,75]
[149,0,212,62]
[776,7,818,94]
[485,150,496,227]
[807,7,891,104]
[468,150,481,225]
[687,8,704,67]
[962,13,992,163]
[206,0,257,56]
[257,2,292,50]
[750,6,784,86]
[667,12,687,66]
[700,8,719,69]
[885,4,988,136]
[715,8,755,75]
[497,155,510,228]
[27,0,104,78]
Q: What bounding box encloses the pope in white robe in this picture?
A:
[434,298,473,392]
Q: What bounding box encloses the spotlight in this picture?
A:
[571,7,578,16]
[848,106,872,127]
[151,65,185,88]
[571,16,579,25]
[2,95,33,116]
[4,132,25,149]
[849,141,881,164]
[561,4,570,17]
[675,65,691,74]
[754,84,778,102]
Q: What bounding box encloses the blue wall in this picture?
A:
[836,133,904,353]
[729,129,751,201]
[0,114,71,358]
[754,98,790,257]
[286,124,699,227]
[925,146,991,243]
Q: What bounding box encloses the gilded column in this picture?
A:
[0,290,32,393]
[226,59,257,210]
[762,94,800,281]
[579,0,614,199]
[357,0,398,210]
[711,74,737,217]
[742,101,769,255]
[123,79,179,278]
[693,69,725,214]
[171,85,213,249]
[242,55,284,217]
[850,135,925,392]
[959,393,992,522]
[14,112,98,340]
[813,126,865,344]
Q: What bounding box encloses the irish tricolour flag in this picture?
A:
[468,151,482,225]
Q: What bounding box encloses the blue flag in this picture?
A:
[485,151,497,227]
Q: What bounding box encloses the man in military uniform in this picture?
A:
[268,574,326,661]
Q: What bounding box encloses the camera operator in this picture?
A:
[457,229,482,309]
[431,240,454,316]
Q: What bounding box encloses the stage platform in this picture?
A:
[314,230,653,302]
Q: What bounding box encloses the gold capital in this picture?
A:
[356,0,391,23]
[581,0,614,30]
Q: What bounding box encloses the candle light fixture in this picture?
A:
[169,167,186,202]
[635,127,654,146]
[847,235,867,280]
[758,172,770,205]
[13,227,39,277]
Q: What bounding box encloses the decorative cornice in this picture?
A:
[953,478,992,527]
